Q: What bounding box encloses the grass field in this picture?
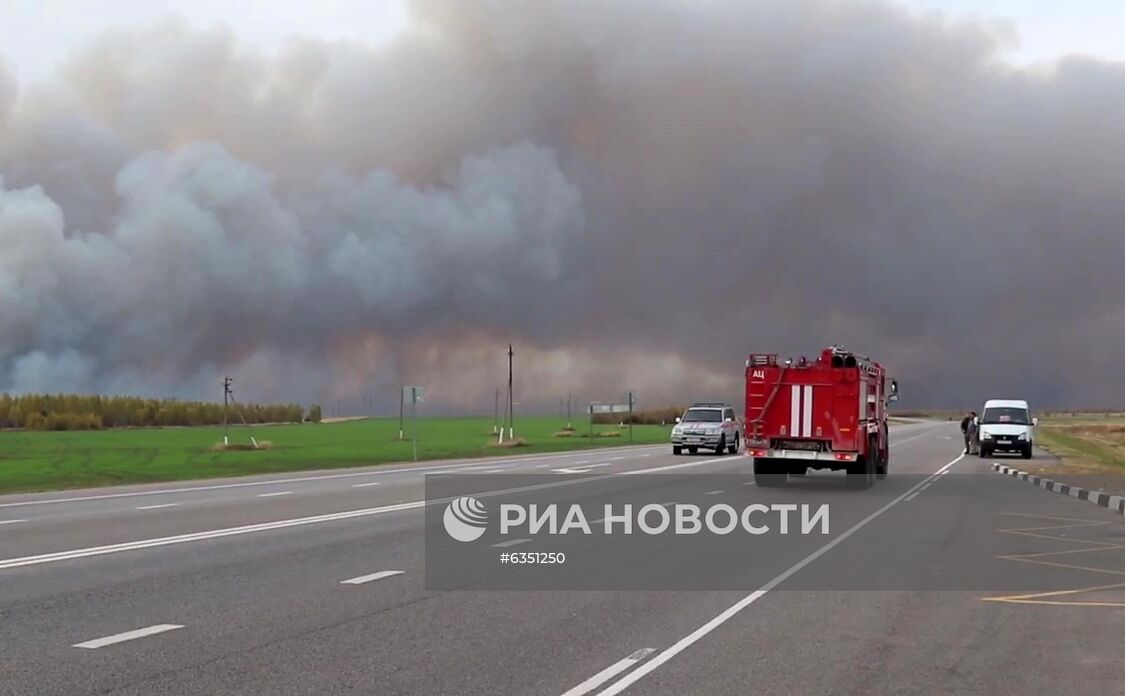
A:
[0,418,671,495]
[1036,416,1125,473]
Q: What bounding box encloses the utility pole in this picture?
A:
[223,376,232,445]
[567,392,572,429]
[507,344,514,439]
[493,388,499,435]
[399,387,405,440]
[628,391,634,443]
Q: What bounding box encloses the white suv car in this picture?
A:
[671,403,740,455]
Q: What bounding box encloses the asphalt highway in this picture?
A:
[1,420,1123,695]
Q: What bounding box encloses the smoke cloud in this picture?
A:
[2,0,1125,411]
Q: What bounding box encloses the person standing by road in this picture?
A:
[960,411,974,453]
[967,412,980,455]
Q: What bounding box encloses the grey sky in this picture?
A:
[3,0,1125,412]
[1,0,1122,82]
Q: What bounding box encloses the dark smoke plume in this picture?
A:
[2,1,1124,411]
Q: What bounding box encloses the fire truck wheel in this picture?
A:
[876,449,888,479]
[715,435,727,455]
[672,446,682,455]
[754,458,787,487]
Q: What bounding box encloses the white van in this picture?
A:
[977,399,1037,459]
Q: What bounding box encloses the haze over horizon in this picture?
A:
[3,0,1125,412]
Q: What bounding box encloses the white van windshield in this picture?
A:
[981,407,1029,425]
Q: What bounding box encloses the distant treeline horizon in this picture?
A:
[0,393,322,431]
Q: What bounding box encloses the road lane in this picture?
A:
[0,422,959,695]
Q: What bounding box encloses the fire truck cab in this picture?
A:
[744,346,898,489]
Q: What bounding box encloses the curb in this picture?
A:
[991,463,1125,516]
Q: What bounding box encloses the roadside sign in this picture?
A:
[590,403,631,414]
[407,386,424,403]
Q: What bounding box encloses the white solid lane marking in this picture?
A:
[742,481,757,486]
[258,491,292,498]
[492,538,532,548]
[0,501,423,570]
[340,570,404,585]
[0,519,26,525]
[484,469,507,474]
[136,504,179,510]
[596,452,966,695]
[74,624,184,649]
[0,446,667,509]
[705,490,723,495]
[559,648,656,696]
[919,481,934,491]
[352,482,381,488]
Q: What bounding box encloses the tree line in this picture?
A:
[0,393,324,431]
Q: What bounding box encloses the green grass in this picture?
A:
[1037,422,1125,472]
[0,418,670,494]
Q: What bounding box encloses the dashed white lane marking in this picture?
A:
[136,504,179,510]
[340,570,404,585]
[559,648,657,696]
[492,538,533,548]
[258,491,292,498]
[919,481,934,491]
[610,456,626,461]
[595,452,965,695]
[904,491,921,502]
[705,490,724,495]
[742,481,757,486]
[351,482,382,488]
[552,463,614,474]
[0,520,27,525]
[485,469,507,474]
[74,624,184,649]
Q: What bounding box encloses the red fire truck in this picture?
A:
[743,346,899,489]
